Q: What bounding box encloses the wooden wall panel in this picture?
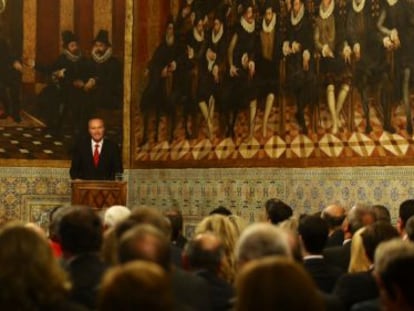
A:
[36,0,60,71]
[112,0,125,58]
[74,0,94,55]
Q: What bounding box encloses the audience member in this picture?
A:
[103,205,130,230]
[264,198,293,225]
[118,222,211,311]
[0,223,86,310]
[298,215,343,293]
[278,218,303,263]
[184,232,234,311]
[324,204,375,272]
[235,257,325,311]
[49,205,73,258]
[405,215,414,242]
[98,261,173,311]
[228,214,248,236]
[165,208,188,249]
[195,214,239,283]
[372,205,391,224]
[59,206,107,310]
[348,227,371,273]
[235,223,291,266]
[397,199,414,238]
[322,204,346,248]
[334,222,399,310]
[209,206,232,216]
[374,239,414,311]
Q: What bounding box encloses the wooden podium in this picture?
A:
[71,180,127,209]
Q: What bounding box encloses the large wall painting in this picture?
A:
[133,0,414,168]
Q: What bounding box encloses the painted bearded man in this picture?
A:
[314,0,350,134]
[197,9,228,139]
[283,0,317,134]
[256,0,283,137]
[89,30,123,112]
[140,21,178,145]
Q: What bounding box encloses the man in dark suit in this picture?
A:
[299,215,343,293]
[322,204,346,248]
[70,117,123,180]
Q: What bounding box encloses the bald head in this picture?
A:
[322,204,346,232]
[185,232,223,273]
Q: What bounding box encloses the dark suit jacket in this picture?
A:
[195,270,234,311]
[70,137,123,180]
[171,267,211,311]
[333,270,379,310]
[326,229,345,248]
[303,257,343,293]
[64,253,108,310]
[323,240,351,273]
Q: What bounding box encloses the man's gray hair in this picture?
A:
[348,203,374,234]
[374,239,414,276]
[235,223,291,263]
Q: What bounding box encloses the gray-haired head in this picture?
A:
[235,223,291,266]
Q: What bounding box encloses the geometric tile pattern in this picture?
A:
[134,99,414,167]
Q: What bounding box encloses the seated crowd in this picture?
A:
[1,199,414,311]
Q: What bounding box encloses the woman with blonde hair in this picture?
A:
[235,257,324,311]
[195,214,239,283]
[348,227,371,273]
[0,222,85,310]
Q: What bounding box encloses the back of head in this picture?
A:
[118,224,171,271]
[348,227,371,273]
[0,223,68,309]
[321,204,346,230]
[59,205,103,256]
[185,232,223,273]
[399,199,414,228]
[99,261,173,311]
[104,205,130,229]
[375,239,414,310]
[265,198,293,225]
[235,257,324,311]
[165,209,184,242]
[298,215,329,254]
[48,205,73,242]
[361,221,399,262]
[209,206,232,216]
[195,214,239,282]
[128,207,171,238]
[235,223,291,265]
[347,203,375,235]
[405,216,414,242]
[372,205,391,223]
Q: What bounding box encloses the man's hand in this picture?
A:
[84,78,96,91]
[230,65,239,77]
[13,61,23,72]
[73,79,84,88]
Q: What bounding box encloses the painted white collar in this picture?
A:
[353,0,366,12]
[387,0,398,6]
[319,0,335,19]
[240,16,255,33]
[212,24,224,44]
[92,47,113,64]
[193,27,205,42]
[304,255,324,260]
[63,49,81,62]
[262,13,277,33]
[291,3,305,26]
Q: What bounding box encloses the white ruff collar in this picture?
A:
[262,13,277,33]
[353,0,366,12]
[63,49,81,62]
[291,3,304,26]
[387,0,398,6]
[240,16,255,33]
[193,27,205,42]
[92,47,113,64]
[212,24,224,44]
[319,0,335,19]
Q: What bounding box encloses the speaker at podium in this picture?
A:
[71,180,127,210]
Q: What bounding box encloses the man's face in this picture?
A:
[244,7,254,22]
[213,19,222,34]
[195,19,204,34]
[67,41,79,54]
[322,0,331,8]
[265,8,274,23]
[93,41,108,56]
[293,0,301,14]
[88,119,105,142]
